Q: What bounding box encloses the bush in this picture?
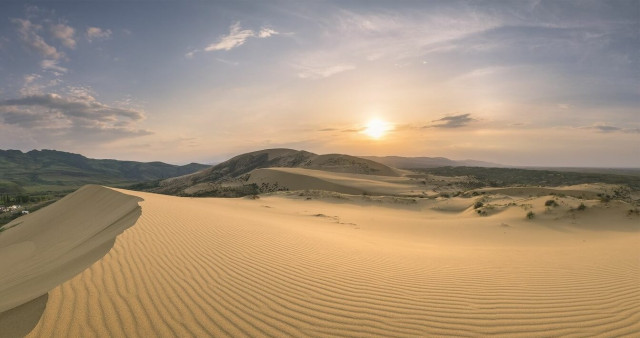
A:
[544,199,558,207]
[473,201,484,209]
[577,203,586,211]
[526,211,535,219]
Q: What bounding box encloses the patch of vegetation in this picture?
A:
[526,211,535,219]
[127,180,162,191]
[414,166,640,191]
[545,199,558,207]
[577,203,587,211]
[0,191,65,226]
[473,201,484,209]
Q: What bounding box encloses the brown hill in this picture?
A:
[152,149,400,195]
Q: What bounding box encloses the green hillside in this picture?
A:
[0,149,208,193]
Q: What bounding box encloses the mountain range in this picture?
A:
[0,149,208,194]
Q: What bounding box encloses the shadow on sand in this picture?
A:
[0,293,48,338]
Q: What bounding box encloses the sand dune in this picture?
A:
[247,167,424,196]
[1,184,635,337]
[0,185,142,338]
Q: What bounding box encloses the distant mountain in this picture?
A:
[153,148,400,195]
[361,156,506,169]
[0,149,209,193]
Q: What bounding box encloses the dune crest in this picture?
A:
[0,185,142,317]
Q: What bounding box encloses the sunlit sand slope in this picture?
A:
[0,185,142,337]
[24,189,640,337]
[247,167,422,196]
[0,185,142,313]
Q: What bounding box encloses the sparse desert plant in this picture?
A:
[545,199,558,207]
[476,209,487,216]
[577,203,586,211]
[526,211,535,219]
[627,208,639,216]
[473,201,484,209]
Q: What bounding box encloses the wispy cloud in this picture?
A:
[11,18,63,60]
[188,22,279,57]
[40,59,68,74]
[258,27,278,38]
[86,27,112,42]
[296,64,355,79]
[581,123,640,134]
[50,23,76,49]
[428,113,476,128]
[206,22,256,51]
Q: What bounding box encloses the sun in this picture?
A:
[363,118,391,139]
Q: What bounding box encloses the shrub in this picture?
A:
[544,199,558,207]
[577,203,586,211]
[473,201,484,209]
[526,211,535,219]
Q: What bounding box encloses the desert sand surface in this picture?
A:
[1,182,637,337]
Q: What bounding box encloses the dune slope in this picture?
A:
[0,185,142,337]
[19,188,640,337]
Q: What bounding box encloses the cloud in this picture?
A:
[258,27,278,38]
[428,113,476,128]
[40,59,68,74]
[0,93,150,143]
[86,27,112,42]
[582,123,640,134]
[23,74,40,85]
[50,23,76,49]
[205,22,254,51]
[202,22,278,53]
[19,73,61,96]
[296,64,355,79]
[11,18,63,60]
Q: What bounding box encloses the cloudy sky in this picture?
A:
[0,1,638,166]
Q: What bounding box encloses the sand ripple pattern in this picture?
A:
[28,191,640,337]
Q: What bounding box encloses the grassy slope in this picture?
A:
[0,149,208,193]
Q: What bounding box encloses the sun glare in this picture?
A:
[363,118,391,139]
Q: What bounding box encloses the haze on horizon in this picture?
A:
[0,0,638,167]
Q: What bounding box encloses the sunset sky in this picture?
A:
[0,1,638,166]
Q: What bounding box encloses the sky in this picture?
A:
[0,0,638,167]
